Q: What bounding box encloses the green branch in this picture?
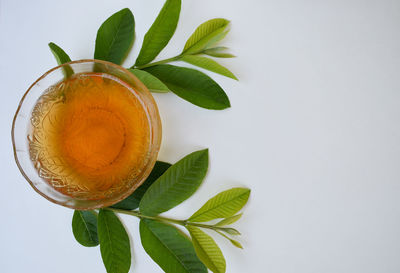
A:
[105,207,234,232]
[133,55,182,69]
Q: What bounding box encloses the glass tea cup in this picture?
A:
[12,59,162,210]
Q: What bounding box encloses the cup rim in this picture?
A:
[11,59,161,210]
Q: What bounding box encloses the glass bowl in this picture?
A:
[12,59,162,210]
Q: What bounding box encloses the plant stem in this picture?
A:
[215,229,230,240]
[105,207,227,232]
[133,55,182,69]
[106,207,185,225]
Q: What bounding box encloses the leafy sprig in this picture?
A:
[50,0,236,110]
[48,1,249,272]
[71,150,250,273]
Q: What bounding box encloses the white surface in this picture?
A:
[1,0,400,272]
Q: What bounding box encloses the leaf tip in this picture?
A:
[232,240,243,249]
[217,18,230,25]
[195,148,209,159]
[120,7,133,14]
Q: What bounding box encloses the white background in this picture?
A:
[1,0,400,272]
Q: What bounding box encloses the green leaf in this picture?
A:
[143,65,230,110]
[227,238,243,249]
[215,230,243,249]
[94,8,135,65]
[215,214,243,227]
[183,18,230,55]
[98,209,131,273]
[181,55,237,80]
[48,42,74,77]
[140,219,207,273]
[135,0,181,66]
[187,226,226,273]
[139,149,209,216]
[128,69,170,93]
[72,210,99,247]
[219,227,241,236]
[112,161,172,210]
[188,188,250,222]
[203,47,235,58]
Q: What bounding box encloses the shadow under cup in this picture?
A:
[12,59,162,210]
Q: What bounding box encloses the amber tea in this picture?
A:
[28,72,151,200]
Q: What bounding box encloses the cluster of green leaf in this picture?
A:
[72,150,250,273]
[50,0,237,110]
[48,2,249,272]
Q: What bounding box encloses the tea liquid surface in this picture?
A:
[29,72,150,199]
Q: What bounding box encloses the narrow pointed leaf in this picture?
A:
[98,209,131,273]
[215,231,243,249]
[140,149,209,216]
[135,0,181,66]
[129,69,170,93]
[94,8,135,65]
[203,47,235,58]
[48,42,73,77]
[72,210,99,247]
[189,188,250,222]
[181,55,237,80]
[140,219,207,273]
[187,226,226,273]
[144,65,230,110]
[228,238,243,249]
[215,214,243,227]
[183,18,230,55]
[219,227,241,236]
[112,161,171,210]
